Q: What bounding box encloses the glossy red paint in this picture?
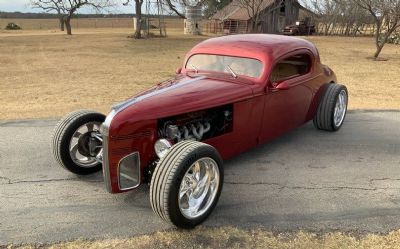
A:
[105,34,337,193]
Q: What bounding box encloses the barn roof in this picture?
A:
[211,0,300,21]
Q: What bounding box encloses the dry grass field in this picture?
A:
[1,28,399,120]
[308,36,400,110]
[9,226,400,249]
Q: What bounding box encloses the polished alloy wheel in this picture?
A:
[333,89,347,127]
[69,122,102,168]
[178,157,220,219]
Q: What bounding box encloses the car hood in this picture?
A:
[112,75,254,124]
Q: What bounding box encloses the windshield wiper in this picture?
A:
[189,64,198,73]
[225,65,237,78]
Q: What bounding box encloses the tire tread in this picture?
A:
[150,141,223,228]
[313,84,348,131]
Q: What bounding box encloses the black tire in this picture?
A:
[313,83,348,131]
[52,110,105,175]
[150,141,224,228]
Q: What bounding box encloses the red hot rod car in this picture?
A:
[52,34,348,228]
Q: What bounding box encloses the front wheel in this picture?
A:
[150,141,224,228]
[52,110,105,175]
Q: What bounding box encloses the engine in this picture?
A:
[158,105,233,143]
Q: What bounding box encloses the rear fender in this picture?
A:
[306,82,333,121]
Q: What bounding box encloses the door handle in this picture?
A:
[275,82,290,90]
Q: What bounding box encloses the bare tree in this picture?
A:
[353,0,400,59]
[334,0,370,36]
[125,0,188,39]
[305,0,340,35]
[304,0,377,37]
[30,0,66,31]
[62,0,114,35]
[162,0,210,18]
[161,0,232,20]
[31,0,114,35]
[124,0,144,39]
[163,0,186,18]
[203,0,231,18]
[234,0,266,32]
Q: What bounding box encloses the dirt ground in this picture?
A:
[8,226,400,249]
[1,29,399,120]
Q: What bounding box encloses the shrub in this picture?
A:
[5,22,22,30]
[380,32,400,45]
[387,32,400,45]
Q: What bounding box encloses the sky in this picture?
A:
[0,0,313,14]
[0,0,134,13]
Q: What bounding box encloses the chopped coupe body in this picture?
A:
[103,34,336,192]
[52,34,347,228]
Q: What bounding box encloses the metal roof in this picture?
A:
[211,0,278,21]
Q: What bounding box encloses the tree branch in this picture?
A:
[163,0,186,18]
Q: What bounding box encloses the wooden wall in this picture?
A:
[260,0,300,34]
[209,0,301,34]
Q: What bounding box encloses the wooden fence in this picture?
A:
[0,18,183,30]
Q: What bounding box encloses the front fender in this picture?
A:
[102,110,157,193]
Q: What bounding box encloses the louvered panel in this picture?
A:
[111,130,152,141]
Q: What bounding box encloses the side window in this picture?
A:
[270,54,311,83]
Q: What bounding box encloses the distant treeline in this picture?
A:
[0,11,180,19]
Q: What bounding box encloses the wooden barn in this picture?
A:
[210,0,310,34]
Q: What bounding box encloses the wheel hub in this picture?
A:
[69,122,103,168]
[333,90,347,127]
[178,157,220,219]
[77,133,92,157]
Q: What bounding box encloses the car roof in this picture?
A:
[188,34,318,64]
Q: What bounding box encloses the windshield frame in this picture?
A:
[184,53,265,80]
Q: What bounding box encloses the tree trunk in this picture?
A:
[372,19,381,59]
[374,43,384,59]
[65,16,72,35]
[133,0,143,39]
[59,16,65,31]
[373,23,399,59]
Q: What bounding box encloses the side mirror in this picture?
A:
[274,81,290,90]
[176,67,182,74]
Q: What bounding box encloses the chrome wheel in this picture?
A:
[69,122,102,168]
[333,89,347,127]
[178,157,220,219]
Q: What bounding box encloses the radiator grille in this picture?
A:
[111,130,152,141]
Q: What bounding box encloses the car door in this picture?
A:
[259,50,315,143]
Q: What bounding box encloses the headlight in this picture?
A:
[155,139,173,158]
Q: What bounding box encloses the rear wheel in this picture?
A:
[52,110,105,175]
[150,141,224,228]
[313,84,348,131]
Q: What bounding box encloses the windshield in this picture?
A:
[186,54,263,78]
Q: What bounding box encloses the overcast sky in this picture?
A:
[0,0,312,14]
[0,0,134,13]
